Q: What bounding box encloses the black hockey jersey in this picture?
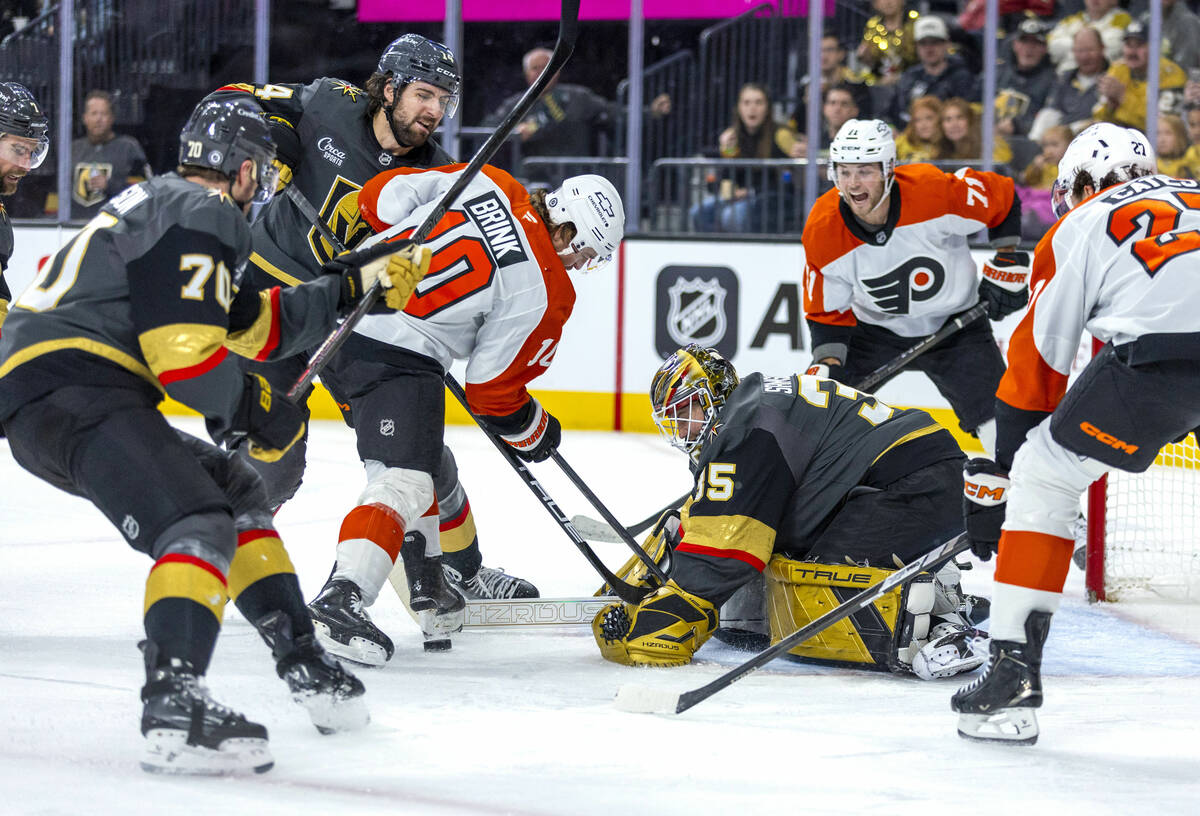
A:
[210,78,453,286]
[673,372,962,605]
[1,200,13,306]
[0,175,343,424]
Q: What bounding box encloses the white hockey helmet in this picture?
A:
[827,118,897,209]
[1051,123,1156,218]
[545,174,625,272]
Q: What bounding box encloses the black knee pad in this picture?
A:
[175,429,275,521]
[150,510,236,574]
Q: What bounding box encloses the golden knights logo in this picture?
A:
[307,175,373,264]
[73,161,114,207]
[655,265,739,358]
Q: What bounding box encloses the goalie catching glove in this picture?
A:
[978,249,1030,320]
[232,373,306,463]
[592,580,717,667]
[326,241,432,312]
[963,457,1009,561]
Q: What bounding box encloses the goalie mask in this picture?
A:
[650,344,739,460]
[0,81,50,169]
[379,34,462,119]
[178,98,279,205]
[827,118,896,216]
[1051,123,1156,218]
[545,174,625,272]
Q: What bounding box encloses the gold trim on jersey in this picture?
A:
[0,337,162,390]
[138,323,226,379]
[249,251,304,287]
[227,533,296,600]
[679,510,776,567]
[224,290,276,359]
[870,422,944,466]
[144,561,227,621]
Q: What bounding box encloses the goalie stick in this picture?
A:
[443,374,655,606]
[612,532,970,716]
[569,490,692,544]
[286,0,582,400]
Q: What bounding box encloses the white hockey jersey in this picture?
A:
[353,164,575,418]
[802,163,1018,337]
[999,173,1200,415]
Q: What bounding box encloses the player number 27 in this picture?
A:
[1105,191,1200,277]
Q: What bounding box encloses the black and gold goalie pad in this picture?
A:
[765,556,934,672]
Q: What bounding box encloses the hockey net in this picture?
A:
[1084,342,1200,602]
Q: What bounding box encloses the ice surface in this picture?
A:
[3,419,1200,814]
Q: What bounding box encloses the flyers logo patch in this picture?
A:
[862,257,945,314]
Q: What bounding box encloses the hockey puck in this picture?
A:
[424,638,452,652]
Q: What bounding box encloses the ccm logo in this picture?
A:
[964,480,1005,501]
[1080,421,1139,454]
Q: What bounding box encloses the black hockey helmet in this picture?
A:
[178,98,279,204]
[650,344,740,460]
[0,82,50,169]
[378,34,461,118]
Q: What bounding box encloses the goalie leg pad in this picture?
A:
[765,556,933,672]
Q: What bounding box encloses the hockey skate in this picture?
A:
[255,611,369,734]
[399,532,465,652]
[933,561,990,626]
[951,611,1052,745]
[308,579,394,667]
[139,646,272,775]
[911,621,989,680]
[443,562,539,600]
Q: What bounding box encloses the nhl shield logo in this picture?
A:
[121,514,140,541]
[380,418,395,437]
[666,277,727,347]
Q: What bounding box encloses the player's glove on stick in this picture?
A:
[978,249,1030,320]
[233,373,307,463]
[963,457,1010,561]
[327,242,432,313]
[592,581,717,667]
[805,362,846,382]
[499,398,561,463]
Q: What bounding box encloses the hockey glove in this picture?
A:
[978,250,1031,320]
[963,457,1010,561]
[327,242,432,313]
[499,398,561,463]
[233,372,307,463]
[804,361,847,382]
[592,581,717,667]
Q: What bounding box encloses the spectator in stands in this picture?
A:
[47,90,150,220]
[857,0,920,86]
[1162,0,1200,74]
[690,82,796,233]
[937,97,1012,165]
[895,95,943,162]
[791,84,861,156]
[482,46,671,159]
[1156,113,1198,179]
[1093,21,1186,132]
[1015,124,1072,241]
[889,16,978,127]
[1186,105,1200,156]
[1029,26,1108,140]
[1047,0,1132,73]
[995,18,1057,138]
[957,0,1055,35]
[796,33,872,118]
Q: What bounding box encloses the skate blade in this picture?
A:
[956,710,1039,745]
[418,607,465,637]
[293,690,370,735]
[140,730,273,774]
[312,622,390,667]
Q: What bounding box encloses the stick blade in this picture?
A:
[613,683,682,715]
[569,515,623,543]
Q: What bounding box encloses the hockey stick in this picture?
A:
[443,374,654,605]
[286,0,582,401]
[463,597,616,628]
[569,490,692,544]
[550,452,670,584]
[852,303,987,393]
[612,532,970,716]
